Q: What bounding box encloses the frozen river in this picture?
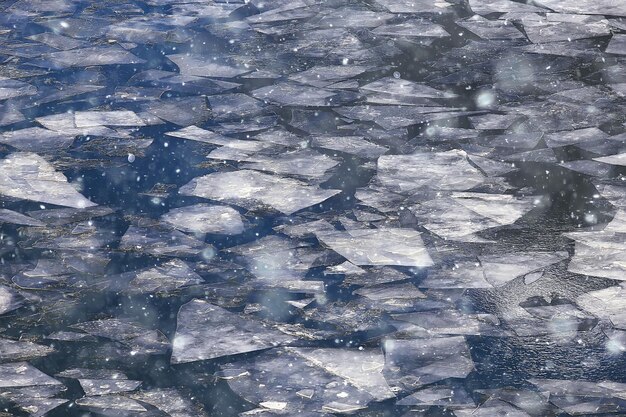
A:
[1,0,626,416]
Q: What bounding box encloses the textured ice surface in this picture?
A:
[1,0,626,415]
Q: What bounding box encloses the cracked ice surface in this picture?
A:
[1,0,626,416]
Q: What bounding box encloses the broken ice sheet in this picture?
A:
[25,206,114,226]
[0,338,54,361]
[111,259,204,295]
[455,398,533,417]
[143,96,210,126]
[73,110,146,128]
[310,135,388,159]
[565,212,626,280]
[39,45,145,68]
[335,105,468,130]
[0,363,61,388]
[179,170,340,215]
[421,251,568,288]
[75,395,147,414]
[208,93,268,122]
[469,0,545,14]
[594,153,626,167]
[543,127,609,148]
[0,103,25,126]
[241,149,339,181]
[560,160,614,178]
[171,299,293,363]
[469,113,524,130]
[511,302,598,337]
[392,309,507,336]
[474,387,551,416]
[396,385,474,408]
[0,127,75,152]
[376,150,486,194]
[71,318,169,355]
[251,83,338,107]
[289,347,395,401]
[373,19,449,39]
[288,65,369,88]
[129,388,208,417]
[168,53,250,78]
[0,78,36,100]
[354,282,426,301]
[315,228,433,268]
[382,336,474,395]
[0,152,96,208]
[161,204,245,235]
[528,379,626,415]
[35,112,126,137]
[119,223,211,258]
[220,347,379,414]
[410,192,536,242]
[79,379,141,397]
[374,0,453,14]
[606,34,626,55]
[524,18,611,44]
[0,208,44,226]
[226,235,326,293]
[165,125,230,145]
[577,283,626,329]
[56,369,140,396]
[457,15,525,40]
